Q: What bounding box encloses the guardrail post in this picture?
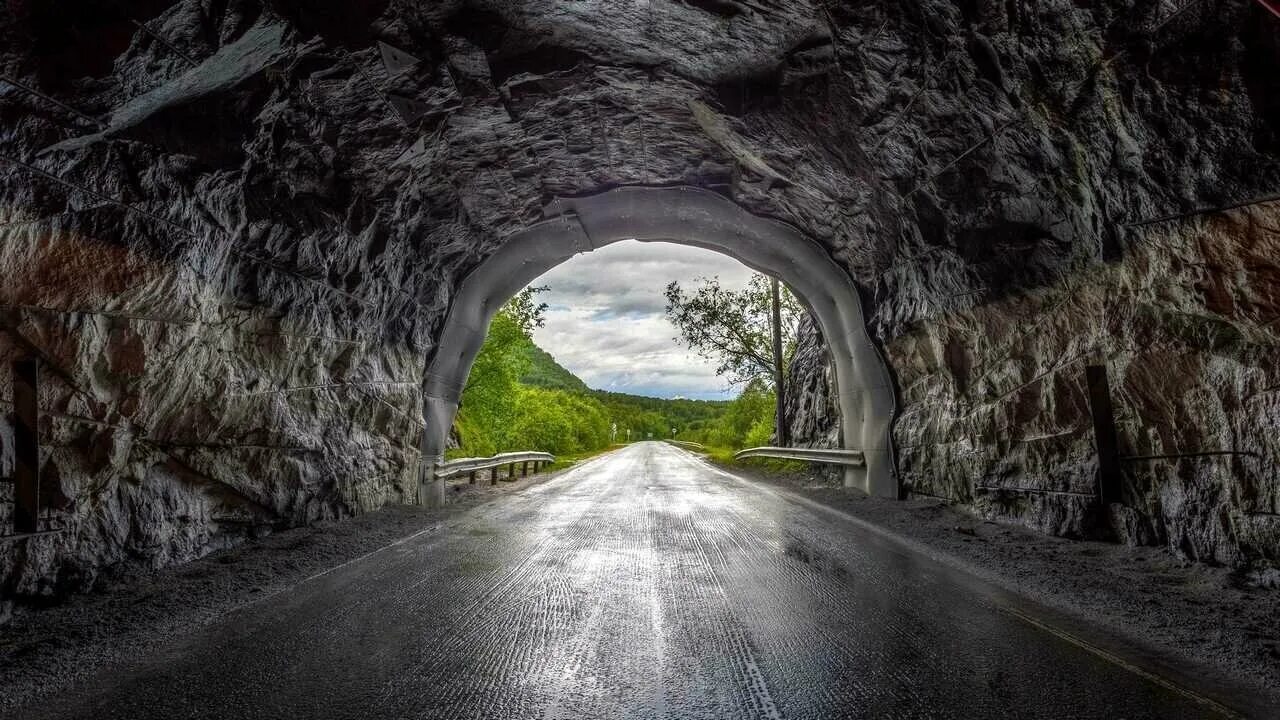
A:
[1086,364,1122,505]
[842,465,861,491]
[434,453,554,490]
[418,396,455,509]
[13,358,40,534]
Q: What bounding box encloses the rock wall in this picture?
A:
[885,203,1280,567]
[1,0,1277,595]
[785,315,841,451]
[790,209,1280,568]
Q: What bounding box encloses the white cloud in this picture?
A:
[529,241,757,399]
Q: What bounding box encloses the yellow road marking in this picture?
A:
[1000,605,1243,719]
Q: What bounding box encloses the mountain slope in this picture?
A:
[521,343,590,392]
[519,338,728,437]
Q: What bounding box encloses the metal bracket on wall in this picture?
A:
[1,357,64,540]
[1085,364,1262,508]
[1085,364,1123,506]
[12,357,39,533]
[2,358,38,535]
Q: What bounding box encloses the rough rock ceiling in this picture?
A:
[4,1,1277,334]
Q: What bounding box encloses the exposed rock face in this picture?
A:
[785,315,840,452]
[1,0,1276,595]
[794,204,1280,564]
[886,203,1280,565]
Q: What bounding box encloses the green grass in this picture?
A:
[542,444,625,472]
[701,445,809,473]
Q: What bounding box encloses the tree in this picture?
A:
[706,379,775,449]
[455,287,548,454]
[501,285,550,335]
[664,274,801,445]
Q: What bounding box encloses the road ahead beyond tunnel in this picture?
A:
[25,442,1235,719]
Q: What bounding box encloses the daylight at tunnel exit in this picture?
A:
[1,1,1279,719]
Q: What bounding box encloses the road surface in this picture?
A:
[21,442,1236,719]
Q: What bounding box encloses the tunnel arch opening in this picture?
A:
[419,186,897,506]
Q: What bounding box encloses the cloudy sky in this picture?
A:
[528,241,757,400]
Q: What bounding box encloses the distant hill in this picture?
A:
[519,338,728,438]
[521,343,590,392]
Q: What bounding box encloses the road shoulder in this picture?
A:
[704,456,1280,716]
[0,458,594,715]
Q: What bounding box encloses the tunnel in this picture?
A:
[0,0,1273,588]
[2,0,1280,716]
[418,185,897,506]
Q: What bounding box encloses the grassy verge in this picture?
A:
[700,446,810,474]
[542,444,623,472]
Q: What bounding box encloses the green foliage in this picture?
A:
[455,288,548,454]
[664,274,801,388]
[693,379,776,449]
[503,386,610,454]
[520,343,590,392]
[455,284,786,460]
[450,412,495,459]
[690,380,800,472]
[505,285,550,334]
[456,287,733,457]
[593,391,727,442]
[744,411,776,449]
[456,310,529,455]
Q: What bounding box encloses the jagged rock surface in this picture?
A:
[1,0,1277,596]
[785,315,840,452]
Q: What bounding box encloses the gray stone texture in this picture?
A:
[1,0,1277,595]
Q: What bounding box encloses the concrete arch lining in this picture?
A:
[419,186,897,505]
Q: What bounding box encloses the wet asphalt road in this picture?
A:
[23,442,1232,719]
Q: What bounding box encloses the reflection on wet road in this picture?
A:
[29,442,1228,719]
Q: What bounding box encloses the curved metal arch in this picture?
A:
[419,186,897,505]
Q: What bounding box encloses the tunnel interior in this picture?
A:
[0,0,1277,599]
[3,1,1280,715]
[418,186,897,506]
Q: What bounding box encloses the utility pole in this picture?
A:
[770,277,789,447]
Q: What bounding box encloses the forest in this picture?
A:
[449,289,779,459]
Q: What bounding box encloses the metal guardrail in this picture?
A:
[435,451,555,481]
[734,447,866,467]
[664,440,707,452]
